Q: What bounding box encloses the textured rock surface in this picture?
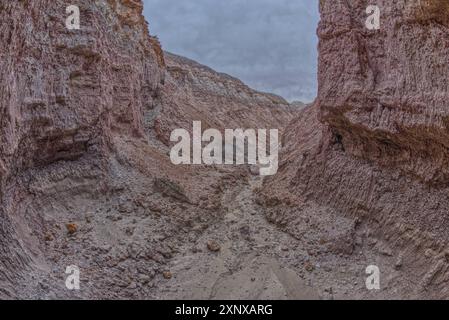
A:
[0,0,165,298]
[152,52,294,145]
[318,0,449,184]
[259,0,449,298]
[0,0,294,299]
[3,0,449,300]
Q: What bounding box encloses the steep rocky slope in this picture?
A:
[0,0,164,298]
[259,0,449,299]
[0,0,294,299]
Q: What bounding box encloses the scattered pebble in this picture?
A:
[66,223,78,235]
[207,240,221,252]
[304,262,315,272]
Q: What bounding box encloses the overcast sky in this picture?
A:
[142,0,319,103]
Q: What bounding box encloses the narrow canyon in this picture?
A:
[1,0,449,299]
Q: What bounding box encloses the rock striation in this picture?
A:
[0,0,294,298]
[259,0,449,298]
[3,0,448,300]
[0,0,166,298]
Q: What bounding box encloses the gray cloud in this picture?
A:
[143,0,319,103]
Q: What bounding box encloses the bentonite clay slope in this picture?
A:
[259,0,449,299]
[0,0,295,299]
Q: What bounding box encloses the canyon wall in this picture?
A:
[319,0,449,184]
[260,0,449,298]
[0,0,165,297]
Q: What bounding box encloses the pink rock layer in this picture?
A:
[0,0,294,298]
[259,0,449,298]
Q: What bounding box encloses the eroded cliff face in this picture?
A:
[0,0,166,298]
[319,0,449,184]
[0,0,294,299]
[0,0,163,172]
[260,0,449,298]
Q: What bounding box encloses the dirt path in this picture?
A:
[148,172,415,300]
[154,177,320,300]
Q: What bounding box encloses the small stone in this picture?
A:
[249,165,260,176]
[66,223,78,235]
[192,246,202,253]
[378,244,393,256]
[39,282,49,290]
[163,271,172,279]
[207,240,221,252]
[44,233,53,242]
[304,261,315,272]
[424,249,434,258]
[125,227,134,236]
[139,274,151,284]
